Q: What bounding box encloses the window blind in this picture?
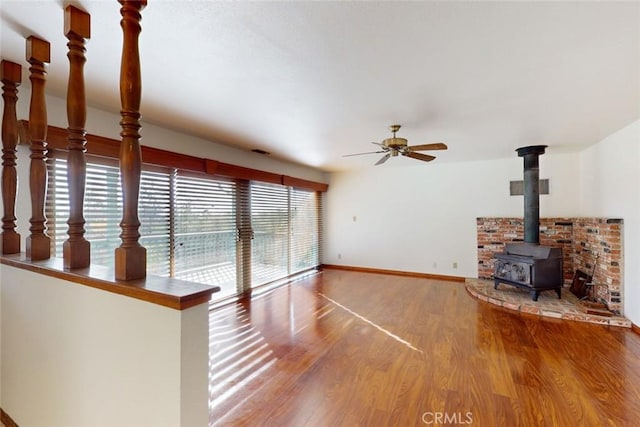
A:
[45,156,70,256]
[139,168,171,277]
[250,182,289,287]
[46,155,323,301]
[290,187,320,274]
[46,156,172,273]
[173,171,237,298]
[46,156,123,269]
[83,159,122,268]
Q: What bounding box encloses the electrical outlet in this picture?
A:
[432,262,437,269]
[338,253,342,260]
[453,262,458,269]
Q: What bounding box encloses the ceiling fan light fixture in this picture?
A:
[383,137,408,149]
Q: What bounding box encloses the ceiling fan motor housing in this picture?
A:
[383,137,408,149]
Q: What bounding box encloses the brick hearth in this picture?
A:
[465,278,631,328]
[477,217,623,315]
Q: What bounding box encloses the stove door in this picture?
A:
[494,260,531,285]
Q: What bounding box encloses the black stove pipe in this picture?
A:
[516,145,547,244]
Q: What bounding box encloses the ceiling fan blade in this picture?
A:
[407,143,448,151]
[404,152,436,162]
[343,150,385,157]
[374,153,391,165]
[371,141,384,146]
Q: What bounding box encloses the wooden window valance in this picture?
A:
[17,120,329,193]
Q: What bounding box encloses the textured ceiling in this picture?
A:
[1,1,639,171]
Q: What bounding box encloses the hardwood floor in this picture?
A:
[209,269,640,426]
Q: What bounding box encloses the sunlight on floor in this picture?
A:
[208,303,278,420]
[319,292,424,354]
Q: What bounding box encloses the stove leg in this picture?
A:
[531,290,539,301]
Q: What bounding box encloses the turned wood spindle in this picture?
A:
[26,36,51,261]
[1,60,22,255]
[63,5,91,269]
[115,0,147,280]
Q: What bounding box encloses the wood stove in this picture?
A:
[494,243,563,301]
[493,145,563,301]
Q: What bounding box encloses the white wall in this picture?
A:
[1,265,209,427]
[324,151,581,278]
[15,91,328,185]
[579,120,640,323]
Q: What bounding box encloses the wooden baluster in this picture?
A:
[25,36,51,261]
[63,5,91,269]
[115,0,147,280]
[1,60,22,255]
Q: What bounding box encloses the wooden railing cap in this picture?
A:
[26,36,51,64]
[1,60,22,84]
[64,5,91,39]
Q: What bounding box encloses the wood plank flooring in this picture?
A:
[209,269,640,426]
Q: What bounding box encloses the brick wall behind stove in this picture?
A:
[476,217,574,283]
[572,218,623,314]
[476,217,624,314]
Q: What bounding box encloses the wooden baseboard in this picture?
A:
[320,264,466,282]
[1,408,19,427]
[632,323,640,336]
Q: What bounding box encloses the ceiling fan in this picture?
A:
[343,124,447,165]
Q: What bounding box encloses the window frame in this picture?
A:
[45,149,323,301]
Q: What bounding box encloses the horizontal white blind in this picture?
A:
[290,188,319,273]
[83,160,122,268]
[47,157,171,274]
[250,182,289,287]
[174,171,237,296]
[46,157,123,269]
[139,169,171,276]
[45,157,70,256]
[46,155,323,299]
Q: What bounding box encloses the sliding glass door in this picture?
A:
[250,182,289,287]
[173,172,237,299]
[46,156,321,301]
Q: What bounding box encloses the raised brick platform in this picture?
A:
[465,278,631,328]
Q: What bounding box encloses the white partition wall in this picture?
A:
[1,265,210,427]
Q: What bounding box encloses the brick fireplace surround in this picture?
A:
[477,217,623,315]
